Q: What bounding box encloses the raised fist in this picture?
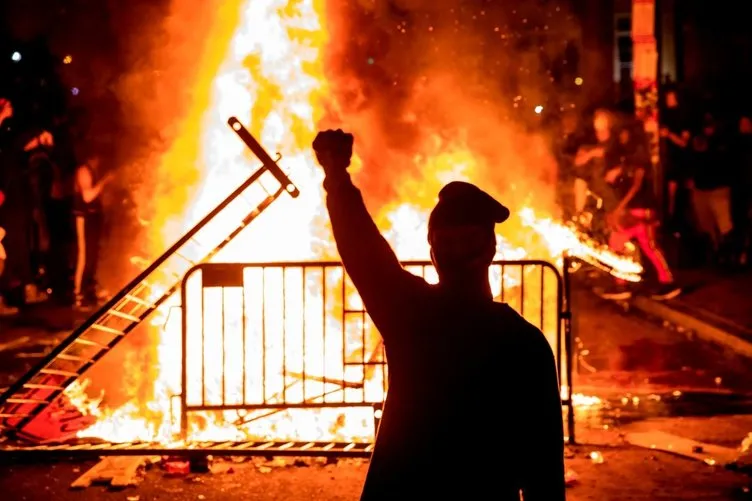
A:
[313,129,354,174]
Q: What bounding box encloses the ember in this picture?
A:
[63,0,626,444]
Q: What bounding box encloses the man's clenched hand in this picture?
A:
[313,129,354,175]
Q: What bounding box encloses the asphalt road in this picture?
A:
[0,283,751,500]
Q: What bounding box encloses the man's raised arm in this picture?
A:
[313,130,419,317]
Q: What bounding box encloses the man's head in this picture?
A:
[618,127,631,145]
[427,182,509,282]
[593,109,612,143]
[665,90,679,109]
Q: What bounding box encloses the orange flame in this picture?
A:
[67,0,624,443]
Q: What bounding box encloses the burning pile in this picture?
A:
[63,0,638,444]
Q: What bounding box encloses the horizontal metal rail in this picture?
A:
[0,440,374,459]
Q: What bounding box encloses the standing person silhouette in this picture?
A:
[73,154,113,309]
[313,129,566,501]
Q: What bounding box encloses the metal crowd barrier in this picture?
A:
[179,259,575,445]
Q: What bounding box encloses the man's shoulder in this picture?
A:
[493,303,551,346]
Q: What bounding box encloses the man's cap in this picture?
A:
[428,181,510,235]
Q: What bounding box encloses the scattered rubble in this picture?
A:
[624,430,739,466]
[70,456,156,489]
[564,468,578,486]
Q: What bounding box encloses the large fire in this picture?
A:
[64,0,640,444]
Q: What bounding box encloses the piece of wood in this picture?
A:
[624,430,739,466]
[110,458,146,488]
[71,456,149,489]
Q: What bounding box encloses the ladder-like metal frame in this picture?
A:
[0,117,299,437]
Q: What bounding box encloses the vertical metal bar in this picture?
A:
[493,264,500,298]
[179,271,190,440]
[500,263,506,302]
[562,256,575,444]
[322,269,327,403]
[302,266,307,402]
[519,264,525,316]
[361,309,366,402]
[282,267,287,403]
[539,265,545,330]
[262,268,267,403]
[341,270,346,372]
[241,269,246,405]
[555,268,563,381]
[201,286,206,407]
[221,286,226,406]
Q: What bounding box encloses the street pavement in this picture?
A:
[0,281,750,499]
[672,268,752,336]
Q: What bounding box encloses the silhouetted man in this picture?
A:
[313,129,566,501]
[660,89,691,224]
[599,125,681,301]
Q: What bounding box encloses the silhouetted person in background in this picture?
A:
[690,113,734,265]
[554,109,585,220]
[313,129,565,501]
[574,109,621,215]
[0,96,44,307]
[599,125,681,301]
[731,114,752,265]
[73,154,112,309]
[660,89,691,226]
[0,98,17,316]
[0,186,16,316]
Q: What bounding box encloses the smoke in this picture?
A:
[83,0,238,411]
[77,0,583,423]
[110,0,232,254]
[321,0,581,221]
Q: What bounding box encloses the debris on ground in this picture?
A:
[742,433,752,453]
[70,456,153,489]
[730,433,752,473]
[163,459,190,476]
[0,336,31,351]
[564,468,578,486]
[625,430,739,466]
[589,450,605,464]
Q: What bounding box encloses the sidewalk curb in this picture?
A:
[631,297,752,359]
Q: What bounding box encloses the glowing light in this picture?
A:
[11,51,21,62]
[63,55,73,64]
[71,87,80,96]
[574,77,583,86]
[66,0,641,445]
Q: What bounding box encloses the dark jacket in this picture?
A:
[691,133,731,191]
[324,171,566,501]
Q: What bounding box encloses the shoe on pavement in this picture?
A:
[651,283,682,301]
[24,284,48,305]
[73,294,94,312]
[596,285,633,301]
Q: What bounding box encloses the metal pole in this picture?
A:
[562,254,576,445]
